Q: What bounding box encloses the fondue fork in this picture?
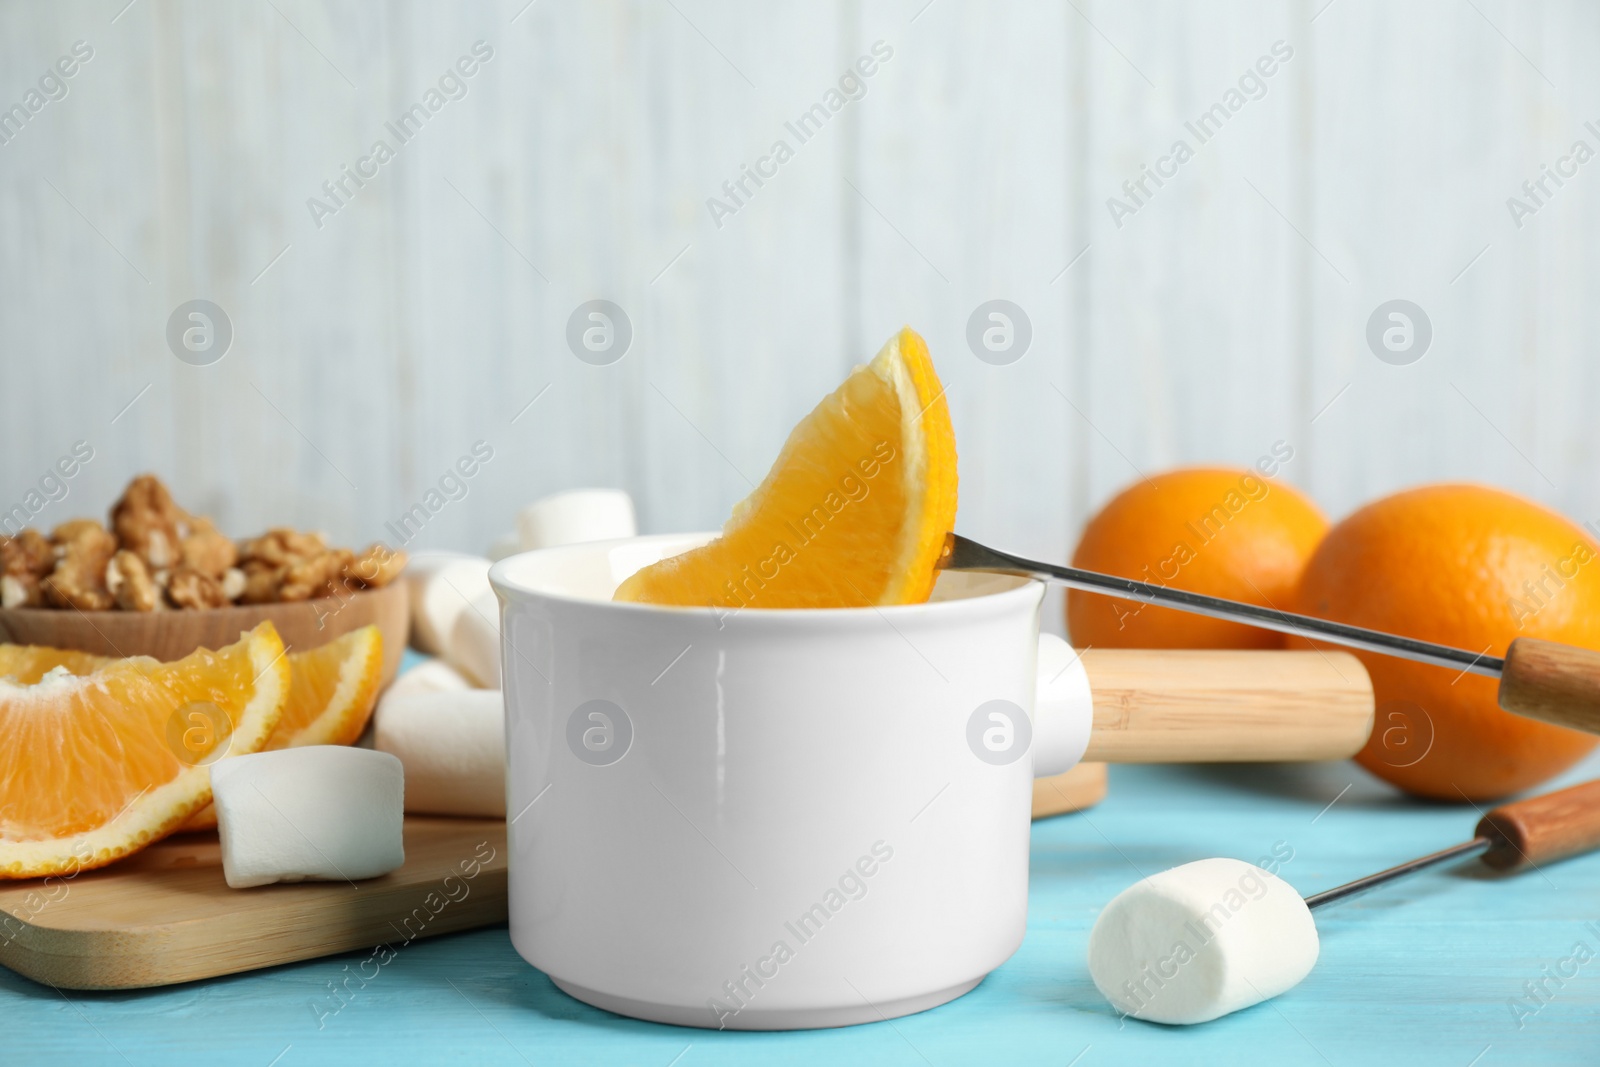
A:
[940,534,1600,737]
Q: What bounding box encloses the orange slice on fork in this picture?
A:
[614,326,958,609]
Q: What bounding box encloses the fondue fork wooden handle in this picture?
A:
[1475,778,1600,871]
[1300,777,1600,908]
[1497,638,1600,736]
[1078,649,1374,763]
[946,536,1600,738]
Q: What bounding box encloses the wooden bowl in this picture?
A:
[0,583,409,687]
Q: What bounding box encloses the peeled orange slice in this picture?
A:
[0,622,289,879]
[0,625,383,749]
[179,625,384,830]
[615,327,958,609]
[0,645,109,682]
[1,628,384,834]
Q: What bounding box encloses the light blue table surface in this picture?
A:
[7,683,1600,1065]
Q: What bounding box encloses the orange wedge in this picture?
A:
[0,627,384,834]
[615,327,958,609]
[0,622,289,879]
[0,645,108,682]
[0,625,382,750]
[267,625,384,747]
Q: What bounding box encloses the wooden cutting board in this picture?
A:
[0,816,507,990]
[1031,760,1108,819]
[0,765,1102,992]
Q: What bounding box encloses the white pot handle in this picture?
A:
[1033,632,1092,778]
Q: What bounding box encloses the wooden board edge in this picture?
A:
[0,871,509,990]
[1032,762,1108,819]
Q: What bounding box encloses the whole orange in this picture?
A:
[1292,484,1600,801]
[1066,464,1329,649]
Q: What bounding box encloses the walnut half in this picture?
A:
[180,516,237,579]
[0,533,50,608]
[1,573,40,609]
[346,544,407,589]
[168,565,229,610]
[107,550,161,612]
[110,474,188,569]
[42,520,117,611]
[279,548,354,602]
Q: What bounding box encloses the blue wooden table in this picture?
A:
[6,748,1598,1065]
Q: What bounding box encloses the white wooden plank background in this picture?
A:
[2,0,1597,637]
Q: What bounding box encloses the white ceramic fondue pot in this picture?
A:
[490,533,1094,1030]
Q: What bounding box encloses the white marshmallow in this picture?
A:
[487,530,522,562]
[403,552,492,656]
[400,548,476,590]
[446,588,501,688]
[515,488,636,550]
[357,661,474,749]
[1087,857,1318,1025]
[385,658,474,701]
[211,747,405,890]
[374,690,506,817]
